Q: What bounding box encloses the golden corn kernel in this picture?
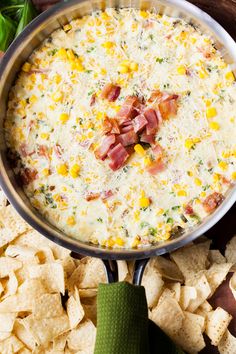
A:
[107,238,115,248]
[140,10,149,18]
[102,41,114,49]
[143,157,152,166]
[198,69,208,79]
[67,49,75,61]
[218,161,228,171]
[132,238,141,248]
[67,216,76,226]
[230,117,235,123]
[200,191,206,198]
[130,62,139,71]
[42,168,49,176]
[139,197,150,208]
[204,99,211,107]
[177,190,187,197]
[29,95,38,104]
[225,71,235,81]
[187,170,193,177]
[101,12,110,21]
[206,107,217,119]
[115,237,125,246]
[231,172,236,180]
[56,164,68,176]
[213,173,220,182]
[209,121,220,130]
[59,113,69,124]
[56,48,68,60]
[69,163,80,178]
[194,178,202,186]
[190,37,197,44]
[54,74,62,84]
[22,62,31,73]
[118,64,129,74]
[40,132,49,140]
[184,139,194,150]
[177,65,186,75]
[51,91,63,102]
[134,210,140,221]
[63,24,72,32]
[134,144,145,156]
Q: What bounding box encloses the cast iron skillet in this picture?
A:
[0,0,236,282]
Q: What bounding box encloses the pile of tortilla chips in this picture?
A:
[0,189,236,353]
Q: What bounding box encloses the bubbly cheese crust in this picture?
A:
[5,9,236,249]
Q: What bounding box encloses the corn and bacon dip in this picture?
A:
[4,9,236,249]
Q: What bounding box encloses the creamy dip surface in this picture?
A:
[5,9,236,248]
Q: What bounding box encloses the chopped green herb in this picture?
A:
[202,184,210,191]
[167,217,174,224]
[140,221,149,228]
[97,217,103,223]
[86,47,95,53]
[163,209,169,217]
[156,57,164,63]
[149,227,157,236]
[48,48,58,56]
[172,205,180,211]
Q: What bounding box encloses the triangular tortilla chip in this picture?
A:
[142,266,164,308]
[67,287,84,328]
[206,307,232,346]
[67,319,96,351]
[218,330,236,354]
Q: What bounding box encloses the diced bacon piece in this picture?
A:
[144,108,159,135]
[38,145,49,159]
[101,190,113,200]
[116,130,138,146]
[120,124,134,133]
[116,96,140,123]
[20,168,38,185]
[101,83,121,102]
[108,143,129,171]
[132,114,147,133]
[148,90,168,104]
[19,144,35,157]
[90,93,96,106]
[185,204,194,215]
[203,192,224,213]
[147,160,166,175]
[85,192,100,201]
[103,117,120,134]
[152,144,163,159]
[95,134,116,160]
[53,144,63,158]
[159,97,178,119]
[140,132,156,145]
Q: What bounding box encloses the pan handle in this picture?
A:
[102,258,149,285]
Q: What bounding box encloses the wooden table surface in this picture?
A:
[32,1,236,353]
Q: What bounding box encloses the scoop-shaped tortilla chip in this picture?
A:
[206,307,232,346]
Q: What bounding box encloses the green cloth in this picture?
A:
[94,282,185,354]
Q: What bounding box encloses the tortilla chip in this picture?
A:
[18,348,31,354]
[0,334,24,353]
[2,271,18,299]
[206,307,232,346]
[205,262,232,296]
[0,313,16,332]
[0,279,47,312]
[195,300,213,318]
[0,281,4,296]
[67,287,84,328]
[68,257,106,290]
[0,331,11,341]
[166,282,181,302]
[225,235,236,265]
[33,293,64,319]
[229,272,236,301]
[117,261,129,281]
[179,286,197,310]
[218,330,236,354]
[142,266,164,308]
[208,250,226,265]
[36,247,55,263]
[53,332,69,351]
[158,288,176,305]
[151,256,184,282]
[0,257,22,278]
[67,319,96,351]
[5,245,37,262]
[83,300,97,326]
[22,313,70,346]
[187,274,211,312]
[151,297,184,338]
[79,288,97,298]
[170,240,211,281]
[62,256,76,278]
[173,312,205,353]
[0,205,31,247]
[28,262,65,294]
[13,319,36,351]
